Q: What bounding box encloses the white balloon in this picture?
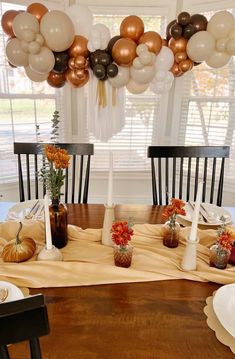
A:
[29,46,55,74]
[25,66,48,82]
[66,4,93,37]
[6,38,28,67]
[150,81,165,94]
[155,70,167,81]
[207,10,235,40]
[126,79,149,94]
[155,46,174,71]
[13,12,39,40]
[149,53,156,66]
[165,71,174,84]
[130,65,155,84]
[108,65,130,88]
[87,41,95,52]
[90,23,111,50]
[206,50,230,68]
[136,44,148,56]
[139,51,152,65]
[133,57,144,69]
[186,31,215,62]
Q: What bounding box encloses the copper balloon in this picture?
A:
[1,10,19,37]
[65,69,89,88]
[47,72,66,88]
[27,3,48,22]
[162,38,168,47]
[168,37,187,55]
[74,56,86,69]
[175,52,187,64]
[170,62,183,77]
[112,38,137,67]
[138,31,162,55]
[68,58,75,70]
[68,35,89,58]
[179,59,194,72]
[120,15,144,42]
[74,68,86,80]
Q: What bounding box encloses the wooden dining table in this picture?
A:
[3,203,235,359]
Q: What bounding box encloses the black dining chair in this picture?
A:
[13,142,94,203]
[147,146,230,206]
[0,294,49,359]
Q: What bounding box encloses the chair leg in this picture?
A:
[30,338,42,359]
[0,345,10,359]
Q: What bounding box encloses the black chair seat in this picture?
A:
[147,145,230,206]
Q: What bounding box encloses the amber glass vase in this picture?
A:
[162,220,180,248]
[113,244,133,268]
[49,198,68,249]
[209,244,230,269]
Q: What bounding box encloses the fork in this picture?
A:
[0,287,8,303]
[24,200,40,219]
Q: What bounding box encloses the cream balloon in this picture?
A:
[139,51,152,65]
[136,44,148,56]
[29,46,55,74]
[20,40,29,53]
[216,38,228,52]
[186,31,215,62]
[28,41,41,54]
[207,10,235,40]
[21,29,36,42]
[108,65,130,88]
[40,10,75,52]
[126,78,149,94]
[13,12,39,40]
[35,33,44,46]
[66,4,93,38]
[155,46,174,71]
[6,37,28,66]
[229,28,235,39]
[25,66,48,82]
[206,50,230,68]
[130,65,155,84]
[226,39,235,55]
[133,57,144,69]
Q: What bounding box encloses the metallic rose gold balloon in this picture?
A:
[138,31,162,55]
[170,62,183,77]
[112,38,137,67]
[1,10,19,37]
[74,55,86,69]
[179,58,194,72]
[65,69,89,88]
[175,51,187,64]
[68,58,75,70]
[68,35,89,58]
[27,3,48,22]
[74,68,86,80]
[168,37,187,55]
[47,72,66,88]
[120,15,144,42]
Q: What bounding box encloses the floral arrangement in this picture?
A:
[162,198,186,229]
[111,221,134,247]
[216,220,235,253]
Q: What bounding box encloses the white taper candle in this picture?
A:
[44,194,53,250]
[107,151,113,206]
[189,181,203,241]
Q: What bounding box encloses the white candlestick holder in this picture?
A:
[181,237,199,271]
[37,245,63,261]
[102,204,115,246]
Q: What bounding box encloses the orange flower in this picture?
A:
[218,229,235,252]
[111,221,134,246]
[162,198,186,221]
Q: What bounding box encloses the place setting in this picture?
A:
[6,199,45,222]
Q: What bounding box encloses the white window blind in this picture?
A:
[0,1,64,184]
[176,7,235,188]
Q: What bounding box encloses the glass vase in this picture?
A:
[162,220,180,248]
[229,244,235,265]
[49,198,68,249]
[113,244,133,268]
[209,244,230,269]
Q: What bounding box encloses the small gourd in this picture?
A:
[1,222,36,263]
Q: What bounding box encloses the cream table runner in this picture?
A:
[0,220,235,288]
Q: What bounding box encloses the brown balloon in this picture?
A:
[68,36,89,58]
[65,69,89,88]
[138,31,162,55]
[47,72,66,88]
[120,15,144,42]
[170,62,183,77]
[166,19,177,40]
[178,59,194,72]
[175,52,187,63]
[190,14,208,32]
[112,38,137,67]
[168,37,187,55]
[1,10,19,37]
[27,3,48,22]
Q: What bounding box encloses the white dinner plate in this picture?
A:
[7,199,44,221]
[177,202,232,227]
[0,280,24,303]
[213,283,235,337]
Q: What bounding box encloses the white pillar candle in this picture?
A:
[44,194,53,250]
[107,151,113,206]
[189,181,203,242]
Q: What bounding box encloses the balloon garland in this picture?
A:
[1,3,235,106]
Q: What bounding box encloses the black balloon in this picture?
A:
[99,52,111,66]
[89,50,103,69]
[190,14,208,32]
[183,24,196,39]
[178,11,190,26]
[53,51,69,74]
[107,63,118,78]
[170,23,183,39]
[93,64,106,79]
[166,19,177,40]
[107,35,121,55]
